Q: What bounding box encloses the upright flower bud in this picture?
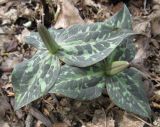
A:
[106,61,129,76]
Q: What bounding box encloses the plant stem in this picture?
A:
[37,24,60,54]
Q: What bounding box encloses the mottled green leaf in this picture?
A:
[106,68,151,118]
[12,50,60,110]
[105,7,135,63]
[24,28,64,50]
[51,5,132,41]
[57,28,134,67]
[24,5,134,67]
[24,32,45,49]
[106,37,136,64]
[54,5,134,67]
[49,64,106,100]
[105,4,132,29]
[12,5,138,111]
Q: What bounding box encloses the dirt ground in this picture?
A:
[0,0,160,127]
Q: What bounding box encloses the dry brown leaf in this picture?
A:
[29,107,52,127]
[54,0,84,29]
[0,8,18,25]
[0,33,14,52]
[0,0,9,5]
[86,109,114,127]
[3,41,18,52]
[69,0,80,5]
[84,0,99,7]
[2,52,22,69]
[6,91,15,96]
[15,28,30,44]
[86,118,114,127]
[151,102,160,109]
[111,2,124,14]
[0,122,10,127]
[129,4,142,16]
[151,17,160,37]
[153,0,160,5]
[133,17,151,37]
[2,83,13,90]
[133,35,150,65]
[35,120,43,127]
[43,108,50,116]
[154,90,160,97]
[149,0,160,20]
[0,96,11,118]
[0,27,4,34]
[52,123,69,127]
[92,109,106,126]
[105,118,115,127]
[119,113,145,127]
[153,113,160,127]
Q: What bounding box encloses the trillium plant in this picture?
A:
[12,5,151,118]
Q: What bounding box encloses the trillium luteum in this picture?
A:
[12,5,135,110]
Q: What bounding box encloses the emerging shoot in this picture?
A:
[37,24,60,54]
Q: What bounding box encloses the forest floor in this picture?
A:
[0,0,160,127]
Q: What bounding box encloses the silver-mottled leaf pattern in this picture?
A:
[57,29,134,67]
[12,5,147,117]
[24,28,64,49]
[54,5,134,67]
[24,32,46,49]
[105,5,132,29]
[49,64,106,100]
[12,50,60,109]
[106,68,151,118]
[106,37,136,64]
[24,5,134,67]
